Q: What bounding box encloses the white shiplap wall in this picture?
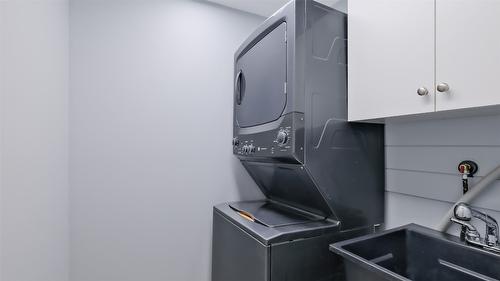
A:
[385,114,500,234]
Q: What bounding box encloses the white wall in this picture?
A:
[0,1,70,281]
[69,1,264,281]
[385,114,500,237]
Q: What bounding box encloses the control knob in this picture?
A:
[248,144,256,154]
[242,145,249,154]
[276,130,288,145]
[232,137,239,146]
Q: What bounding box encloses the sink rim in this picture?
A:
[330,223,500,281]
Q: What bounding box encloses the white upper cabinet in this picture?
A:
[436,0,500,111]
[348,0,435,121]
[349,0,500,121]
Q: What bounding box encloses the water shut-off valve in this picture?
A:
[457,160,478,239]
[458,160,478,193]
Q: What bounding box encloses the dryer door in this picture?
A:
[235,22,287,128]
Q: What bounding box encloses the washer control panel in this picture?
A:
[233,113,304,161]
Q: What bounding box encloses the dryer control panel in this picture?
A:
[233,113,304,163]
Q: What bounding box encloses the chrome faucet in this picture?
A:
[450,202,500,253]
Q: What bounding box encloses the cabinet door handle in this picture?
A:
[437,83,450,93]
[417,87,429,96]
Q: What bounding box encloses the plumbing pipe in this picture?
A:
[436,163,500,232]
[460,165,470,239]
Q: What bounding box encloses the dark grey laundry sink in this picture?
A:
[330,223,500,281]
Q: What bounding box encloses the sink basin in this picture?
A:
[330,223,500,281]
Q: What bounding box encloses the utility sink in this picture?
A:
[330,224,500,281]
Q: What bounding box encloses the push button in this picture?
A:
[248,144,256,154]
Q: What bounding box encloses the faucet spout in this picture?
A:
[451,203,500,253]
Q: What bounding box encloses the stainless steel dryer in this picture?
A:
[212,1,385,280]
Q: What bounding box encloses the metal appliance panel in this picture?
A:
[234,113,304,162]
[241,162,333,217]
[212,210,269,281]
[270,234,345,281]
[235,22,287,128]
[270,229,371,281]
[232,0,385,230]
[214,202,339,245]
[305,121,385,229]
[212,202,372,281]
[228,201,322,227]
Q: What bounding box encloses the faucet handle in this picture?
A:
[487,234,498,246]
[454,203,473,221]
[451,217,476,232]
[464,205,499,246]
[452,203,500,247]
[451,218,481,242]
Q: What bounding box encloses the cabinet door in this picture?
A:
[348,0,435,121]
[436,0,500,111]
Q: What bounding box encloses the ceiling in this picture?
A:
[206,0,347,17]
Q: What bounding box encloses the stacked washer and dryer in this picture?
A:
[212,1,385,280]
